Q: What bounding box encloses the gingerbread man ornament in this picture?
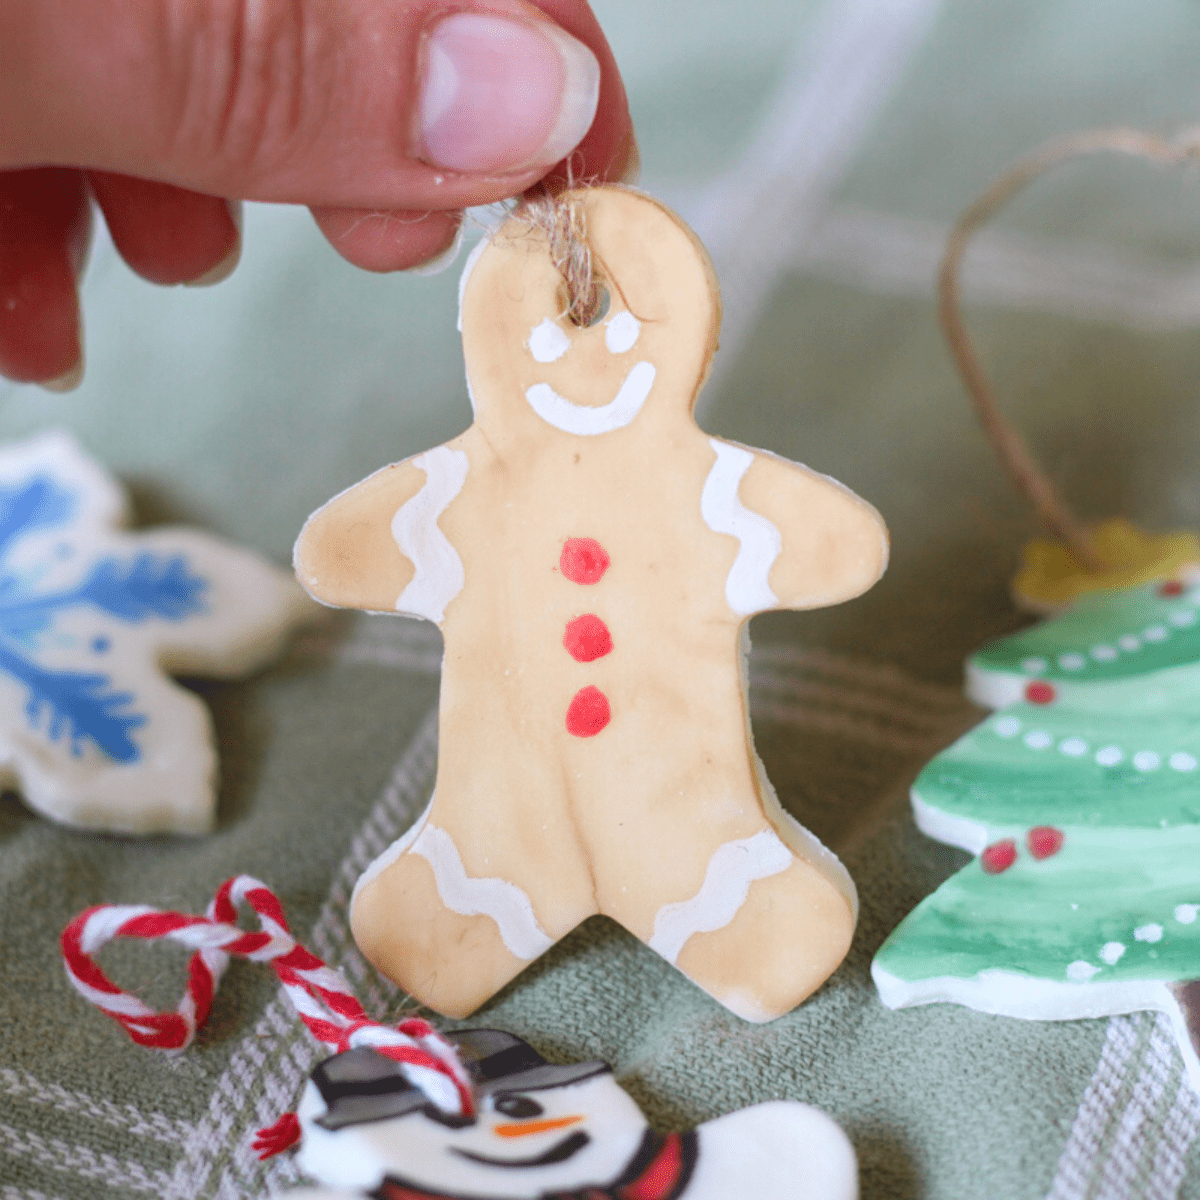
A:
[295,187,888,1021]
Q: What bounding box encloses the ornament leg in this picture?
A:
[351,851,537,1019]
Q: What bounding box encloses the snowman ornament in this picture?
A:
[295,186,888,1022]
[289,1029,857,1200]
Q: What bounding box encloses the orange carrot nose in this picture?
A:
[494,1115,584,1139]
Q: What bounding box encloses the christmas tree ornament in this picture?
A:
[293,185,888,1022]
[872,584,1200,1090]
[875,128,1200,1090]
[63,878,859,1199]
[939,127,1200,613]
[0,430,312,834]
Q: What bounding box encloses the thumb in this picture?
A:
[1,0,606,211]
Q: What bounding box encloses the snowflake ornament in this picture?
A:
[0,431,313,834]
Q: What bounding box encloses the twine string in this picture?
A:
[939,126,1200,571]
[517,189,606,328]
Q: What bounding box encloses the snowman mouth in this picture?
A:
[452,1130,591,1168]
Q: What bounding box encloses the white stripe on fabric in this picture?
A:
[0,1068,190,1144]
[1094,1016,1177,1200]
[1048,1017,1142,1199]
[0,1120,171,1194]
[683,0,942,413]
[165,713,440,1199]
[794,202,1200,333]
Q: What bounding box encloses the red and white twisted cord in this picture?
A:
[61,875,474,1119]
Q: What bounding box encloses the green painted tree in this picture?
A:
[873,576,1200,1090]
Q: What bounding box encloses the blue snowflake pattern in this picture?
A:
[0,476,208,761]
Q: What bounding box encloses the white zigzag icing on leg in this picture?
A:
[391,447,469,623]
[410,825,554,961]
[648,830,793,964]
[700,439,782,615]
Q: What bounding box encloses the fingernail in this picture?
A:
[186,200,242,287]
[416,13,600,175]
[40,357,84,393]
[620,132,641,185]
[411,217,465,277]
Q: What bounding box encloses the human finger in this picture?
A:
[309,207,461,273]
[86,172,241,286]
[2,0,604,213]
[0,168,88,387]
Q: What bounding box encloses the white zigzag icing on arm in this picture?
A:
[701,439,782,616]
[525,361,655,435]
[390,447,469,623]
[410,825,554,961]
[648,830,793,964]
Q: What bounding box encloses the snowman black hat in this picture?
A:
[311,1029,612,1131]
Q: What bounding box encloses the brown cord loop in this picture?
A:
[939,126,1200,572]
[515,190,606,328]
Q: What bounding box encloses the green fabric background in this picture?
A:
[4,2,1200,1197]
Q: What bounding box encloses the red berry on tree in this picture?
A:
[1025,681,1056,705]
[1027,826,1064,860]
[981,839,1018,874]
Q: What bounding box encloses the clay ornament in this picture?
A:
[294,186,889,1021]
[0,430,312,834]
[872,576,1200,1090]
[290,1029,858,1200]
[63,877,859,1200]
[1013,519,1200,615]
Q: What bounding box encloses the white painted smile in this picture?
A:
[525,362,656,436]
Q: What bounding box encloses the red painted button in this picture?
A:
[981,839,1018,874]
[566,686,610,737]
[561,538,610,585]
[1160,580,1184,597]
[564,614,613,662]
[1025,681,1057,705]
[1027,826,1064,860]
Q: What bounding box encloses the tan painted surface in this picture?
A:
[295,187,888,1020]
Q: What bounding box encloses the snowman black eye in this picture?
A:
[493,1094,543,1119]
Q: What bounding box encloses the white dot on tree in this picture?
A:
[1095,746,1124,767]
[1059,653,1086,670]
[1100,942,1125,965]
[1169,752,1198,772]
[995,717,1021,738]
[1024,731,1053,750]
[1134,923,1164,943]
[1021,657,1048,674]
[1067,961,1100,982]
[1120,635,1142,652]
[1060,737,1088,757]
[1133,751,1161,772]
[1175,904,1199,925]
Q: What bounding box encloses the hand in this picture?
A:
[0,0,635,388]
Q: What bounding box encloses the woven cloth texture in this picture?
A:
[4,1,1200,1197]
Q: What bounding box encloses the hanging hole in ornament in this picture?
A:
[565,281,610,329]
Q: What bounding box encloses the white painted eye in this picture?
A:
[604,311,640,354]
[528,318,570,363]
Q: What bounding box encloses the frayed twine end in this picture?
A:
[253,1111,302,1160]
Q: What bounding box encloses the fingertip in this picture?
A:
[87,174,241,286]
[0,169,85,387]
[310,206,462,273]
